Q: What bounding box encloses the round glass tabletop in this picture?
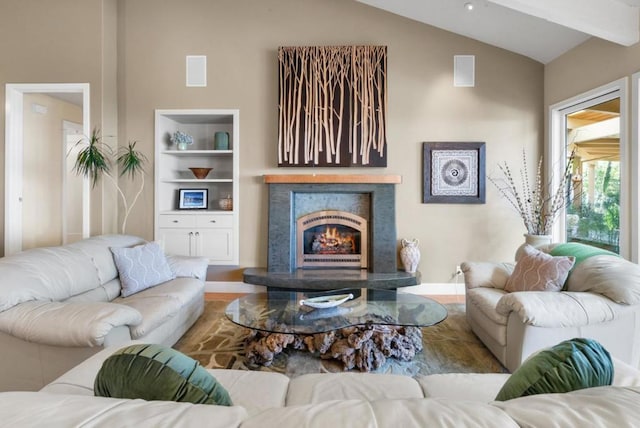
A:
[225,288,448,335]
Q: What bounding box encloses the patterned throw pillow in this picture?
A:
[504,244,575,292]
[95,343,233,406]
[495,338,613,401]
[110,242,176,297]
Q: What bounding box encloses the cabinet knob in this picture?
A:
[210,220,216,223]
[195,232,200,237]
[172,220,179,223]
[189,232,194,236]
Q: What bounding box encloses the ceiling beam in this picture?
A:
[488,0,639,46]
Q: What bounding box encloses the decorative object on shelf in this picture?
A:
[189,167,213,179]
[72,127,147,234]
[489,149,576,236]
[179,188,208,209]
[218,194,233,211]
[171,131,194,150]
[278,45,387,167]
[423,142,486,204]
[400,238,421,273]
[214,132,229,150]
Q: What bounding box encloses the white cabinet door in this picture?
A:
[196,229,233,262]
[159,228,196,257]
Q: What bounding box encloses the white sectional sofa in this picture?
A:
[462,244,640,372]
[0,235,207,392]
[1,344,640,427]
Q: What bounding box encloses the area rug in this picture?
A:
[174,300,507,377]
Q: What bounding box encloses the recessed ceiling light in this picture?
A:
[464,2,474,11]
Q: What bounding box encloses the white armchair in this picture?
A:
[462,244,640,372]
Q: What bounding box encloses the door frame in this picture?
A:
[4,83,90,255]
[548,78,630,260]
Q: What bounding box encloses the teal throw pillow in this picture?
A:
[95,343,232,406]
[495,338,613,401]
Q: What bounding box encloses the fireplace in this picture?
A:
[297,210,367,269]
[242,174,420,290]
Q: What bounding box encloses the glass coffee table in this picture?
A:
[225,288,448,371]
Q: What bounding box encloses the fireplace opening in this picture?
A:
[296,210,368,269]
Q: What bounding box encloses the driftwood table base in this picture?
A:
[243,321,423,372]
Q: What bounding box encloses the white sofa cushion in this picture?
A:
[114,278,204,339]
[418,373,510,401]
[0,301,142,347]
[371,398,519,427]
[466,288,509,326]
[494,386,640,426]
[68,234,146,285]
[566,255,640,305]
[286,372,423,406]
[166,255,208,281]
[0,392,249,428]
[461,261,513,290]
[496,291,619,327]
[239,400,378,428]
[210,370,290,415]
[0,247,101,312]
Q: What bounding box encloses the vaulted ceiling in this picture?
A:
[356,0,640,64]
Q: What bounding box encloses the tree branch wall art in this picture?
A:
[278,46,387,167]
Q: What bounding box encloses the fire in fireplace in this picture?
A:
[296,210,368,269]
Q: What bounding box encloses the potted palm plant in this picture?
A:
[73,127,147,234]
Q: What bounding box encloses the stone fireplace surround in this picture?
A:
[243,174,420,289]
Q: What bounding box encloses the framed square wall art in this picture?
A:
[423,142,486,204]
[179,189,208,209]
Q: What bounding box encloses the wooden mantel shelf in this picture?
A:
[263,174,402,184]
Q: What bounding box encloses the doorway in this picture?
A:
[5,83,90,255]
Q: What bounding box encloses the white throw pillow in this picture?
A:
[110,242,176,297]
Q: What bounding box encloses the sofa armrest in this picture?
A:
[166,255,208,281]
[461,261,514,290]
[495,291,620,327]
[0,301,142,347]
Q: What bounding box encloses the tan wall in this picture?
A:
[1,0,544,281]
[22,94,82,249]
[545,38,640,107]
[0,0,112,255]
[117,0,544,281]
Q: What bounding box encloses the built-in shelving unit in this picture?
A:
[154,109,239,265]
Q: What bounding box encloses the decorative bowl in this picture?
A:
[189,167,213,179]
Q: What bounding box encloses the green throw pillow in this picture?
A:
[495,338,613,401]
[95,343,233,406]
[550,242,619,267]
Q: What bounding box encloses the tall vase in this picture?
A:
[400,238,421,273]
[515,233,552,261]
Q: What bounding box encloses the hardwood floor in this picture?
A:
[205,292,464,304]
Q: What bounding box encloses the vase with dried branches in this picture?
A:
[73,127,147,234]
[488,149,575,257]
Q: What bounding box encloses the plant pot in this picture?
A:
[515,233,552,261]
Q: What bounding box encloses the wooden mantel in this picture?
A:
[263,174,402,184]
